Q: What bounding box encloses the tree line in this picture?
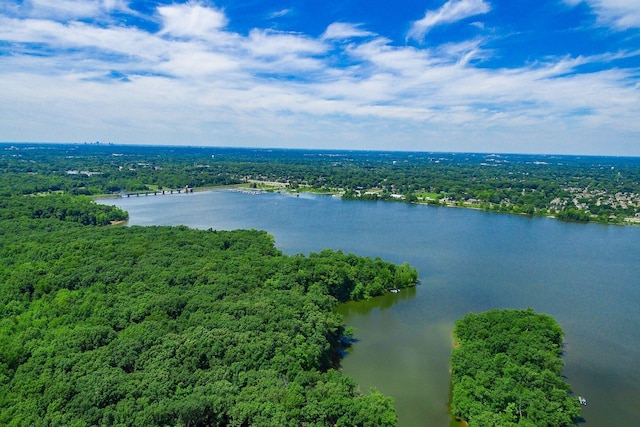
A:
[0,193,128,225]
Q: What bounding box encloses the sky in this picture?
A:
[1,0,639,155]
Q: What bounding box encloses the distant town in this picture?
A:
[2,143,640,224]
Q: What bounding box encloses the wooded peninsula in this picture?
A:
[1,197,417,426]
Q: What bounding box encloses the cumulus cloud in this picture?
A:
[408,0,491,41]
[158,3,228,38]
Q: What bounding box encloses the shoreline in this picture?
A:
[95,181,639,226]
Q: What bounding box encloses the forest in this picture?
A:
[0,143,592,425]
[2,143,639,224]
[0,191,418,426]
[450,309,581,427]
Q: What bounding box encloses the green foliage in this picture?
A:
[0,202,407,425]
[0,193,128,225]
[450,309,581,427]
[556,207,590,222]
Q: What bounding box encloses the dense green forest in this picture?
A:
[2,143,639,224]
[0,192,417,426]
[1,143,595,425]
[450,309,581,427]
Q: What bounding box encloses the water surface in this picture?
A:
[102,190,640,426]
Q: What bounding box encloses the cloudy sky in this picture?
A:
[1,0,639,155]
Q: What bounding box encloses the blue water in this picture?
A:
[102,190,640,426]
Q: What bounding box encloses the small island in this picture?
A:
[450,309,581,427]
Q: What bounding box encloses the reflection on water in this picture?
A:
[339,286,418,316]
[336,287,457,426]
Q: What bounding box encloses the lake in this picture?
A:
[101,190,640,426]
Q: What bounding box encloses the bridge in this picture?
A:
[124,187,193,197]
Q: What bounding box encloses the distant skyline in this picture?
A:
[1,0,639,155]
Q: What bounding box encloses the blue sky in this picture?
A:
[1,0,639,155]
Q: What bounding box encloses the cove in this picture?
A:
[101,190,640,426]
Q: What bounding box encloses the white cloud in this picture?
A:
[566,0,640,30]
[31,0,101,18]
[408,0,491,41]
[158,47,240,77]
[6,0,133,20]
[245,29,326,57]
[158,3,228,39]
[322,23,376,40]
[0,16,167,64]
[269,9,292,19]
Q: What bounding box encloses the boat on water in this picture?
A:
[578,396,587,406]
